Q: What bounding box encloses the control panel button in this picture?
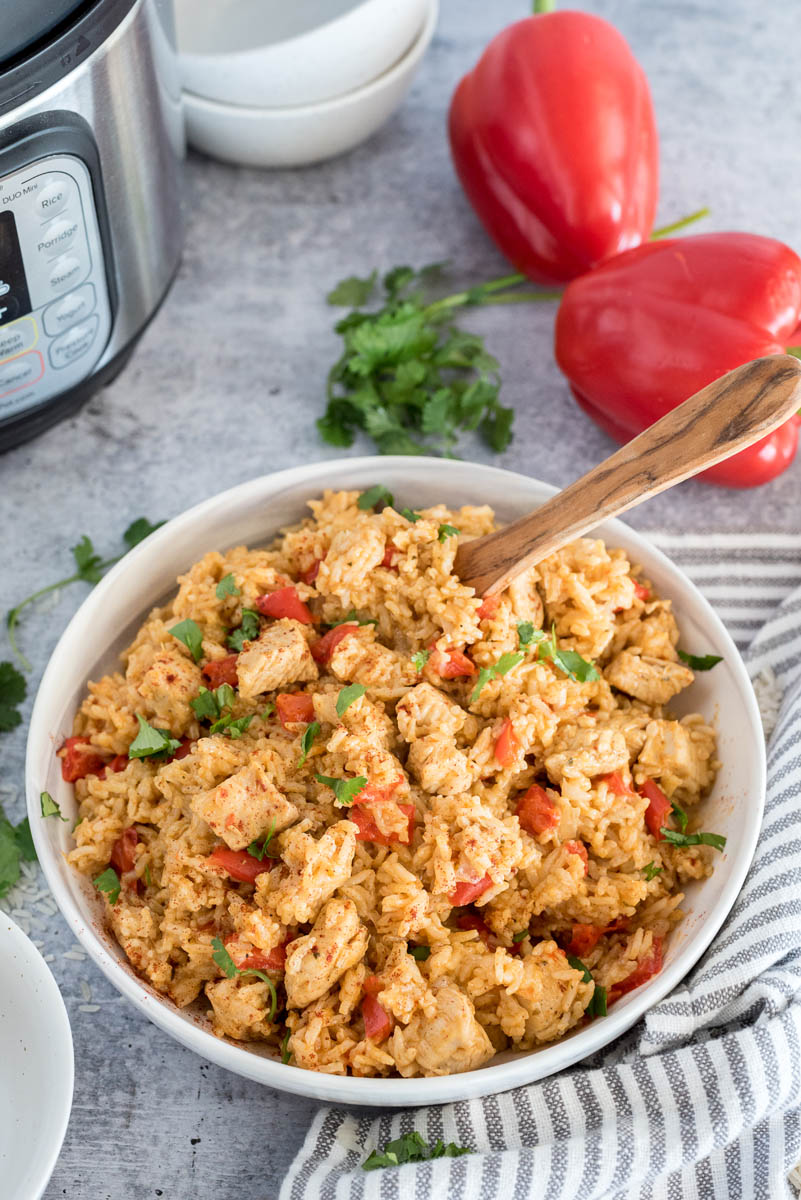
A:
[49,254,86,296]
[0,316,37,361]
[0,350,44,396]
[42,283,96,337]
[49,314,99,369]
[37,216,81,259]
[33,176,75,220]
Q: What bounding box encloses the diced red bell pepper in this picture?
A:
[96,754,129,780]
[363,973,384,996]
[608,936,664,1004]
[207,845,273,884]
[171,736,194,761]
[565,840,589,874]
[633,580,651,602]
[456,911,494,947]
[110,826,139,876]
[350,803,415,846]
[299,558,322,585]
[476,594,500,620]
[565,923,604,957]
[202,654,239,688]
[380,545,399,570]
[276,692,315,728]
[450,873,493,906]
[255,585,313,625]
[429,643,477,679]
[311,623,359,664]
[516,784,560,835]
[362,993,392,1041]
[494,718,520,767]
[640,779,671,841]
[59,736,107,782]
[602,772,635,798]
[236,940,293,973]
[350,775,403,805]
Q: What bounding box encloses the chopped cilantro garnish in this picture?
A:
[470,651,525,701]
[511,930,528,943]
[227,608,260,652]
[411,649,430,673]
[169,618,204,662]
[326,610,377,628]
[216,573,241,599]
[281,1029,292,1064]
[261,701,276,719]
[143,864,152,888]
[297,721,321,768]
[363,1131,471,1171]
[643,861,663,881]
[210,713,254,740]
[191,683,236,723]
[0,806,37,899]
[128,715,180,760]
[336,684,366,717]
[211,936,277,1019]
[0,661,26,732]
[408,945,431,961]
[438,523,460,542]
[678,650,723,671]
[401,507,423,522]
[326,272,377,307]
[357,485,395,511]
[567,954,607,1018]
[516,621,537,647]
[94,867,121,906]
[534,627,600,683]
[248,820,278,861]
[40,791,67,821]
[315,773,368,807]
[660,828,727,851]
[7,518,164,671]
[671,798,689,834]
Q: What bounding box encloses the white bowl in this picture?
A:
[175,0,429,109]
[0,914,74,1199]
[26,457,765,1107]
[182,0,438,169]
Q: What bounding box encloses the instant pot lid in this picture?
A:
[1,0,87,68]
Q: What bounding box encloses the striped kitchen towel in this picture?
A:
[281,534,801,1200]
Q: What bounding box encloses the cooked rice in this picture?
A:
[65,489,720,1077]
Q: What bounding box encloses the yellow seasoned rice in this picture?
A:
[65,489,721,1077]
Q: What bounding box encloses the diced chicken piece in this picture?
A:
[325,727,407,795]
[423,794,524,899]
[191,760,298,851]
[236,619,318,700]
[500,941,592,1047]
[637,718,716,798]
[391,981,493,1075]
[328,626,417,694]
[507,564,544,629]
[372,941,433,1024]
[263,820,357,926]
[407,735,474,796]
[207,977,276,1040]
[136,649,202,728]
[284,898,368,1008]
[545,725,629,783]
[605,650,693,706]
[396,682,466,742]
[625,606,680,661]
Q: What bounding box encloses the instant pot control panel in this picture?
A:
[0,153,112,421]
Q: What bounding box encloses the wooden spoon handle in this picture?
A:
[454,354,801,596]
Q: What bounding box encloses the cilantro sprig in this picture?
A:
[216,573,240,599]
[661,828,727,851]
[471,651,525,701]
[191,683,236,722]
[169,618,204,662]
[227,609,260,652]
[128,715,181,760]
[411,649,430,673]
[363,1131,471,1171]
[315,773,367,807]
[643,861,662,881]
[94,866,121,906]
[0,661,26,732]
[211,936,278,1019]
[321,263,559,458]
[0,805,37,899]
[7,518,164,670]
[297,721,320,768]
[438,524,460,542]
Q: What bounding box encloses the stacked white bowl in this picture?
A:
[174,0,438,168]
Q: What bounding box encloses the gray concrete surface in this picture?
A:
[1,0,800,1196]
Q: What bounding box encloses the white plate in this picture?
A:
[182,0,438,169]
[26,456,765,1107]
[175,0,429,109]
[0,914,74,1199]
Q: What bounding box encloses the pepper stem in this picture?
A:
[533,0,555,11]
[651,207,710,240]
[785,346,801,360]
[424,274,561,317]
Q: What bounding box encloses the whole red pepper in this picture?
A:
[554,233,801,487]
[448,5,658,284]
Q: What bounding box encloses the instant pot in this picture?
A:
[0,0,184,450]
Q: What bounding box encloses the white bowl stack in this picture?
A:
[174,0,438,168]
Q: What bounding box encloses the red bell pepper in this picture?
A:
[448,3,658,283]
[555,233,801,486]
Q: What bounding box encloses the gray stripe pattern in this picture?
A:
[280,536,801,1200]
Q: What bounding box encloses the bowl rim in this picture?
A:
[26,455,766,1106]
[181,0,438,118]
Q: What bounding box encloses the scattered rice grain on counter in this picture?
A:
[63,489,722,1078]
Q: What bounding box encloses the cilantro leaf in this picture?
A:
[534,628,599,683]
[0,807,35,898]
[72,535,104,584]
[261,702,276,720]
[408,945,431,961]
[643,861,662,881]
[123,517,165,549]
[297,721,320,768]
[315,773,368,807]
[336,684,366,717]
[227,609,260,652]
[678,650,723,671]
[516,622,535,647]
[190,687,219,722]
[14,817,35,862]
[363,1131,471,1171]
[128,714,180,760]
[412,650,430,673]
[470,651,525,702]
[671,799,689,835]
[357,485,394,511]
[281,1029,292,1064]
[567,954,607,1019]
[660,828,727,851]
[567,954,593,983]
[41,791,67,821]
[248,820,278,861]
[211,936,277,1019]
[401,508,423,522]
[0,661,26,732]
[94,867,121,906]
[326,609,377,628]
[438,523,460,542]
[210,713,254,739]
[169,618,204,663]
[216,573,241,599]
[327,272,377,307]
[512,930,529,943]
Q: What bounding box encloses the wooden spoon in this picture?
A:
[454,354,801,597]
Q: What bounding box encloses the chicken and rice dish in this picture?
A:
[64,489,723,1078]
